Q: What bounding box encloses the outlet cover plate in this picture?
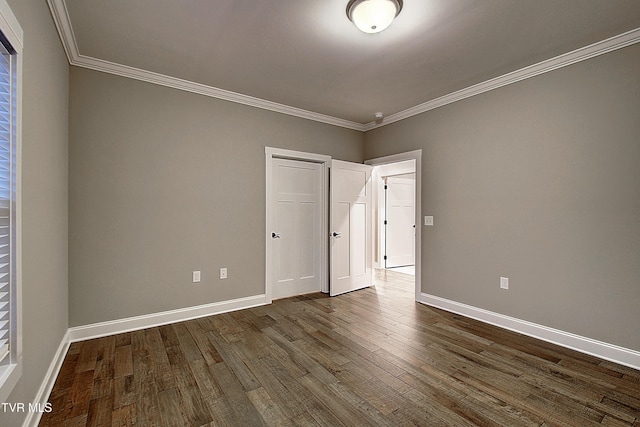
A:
[500,277,509,290]
[220,268,228,279]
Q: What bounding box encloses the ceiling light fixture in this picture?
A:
[346,0,403,34]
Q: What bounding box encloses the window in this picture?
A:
[0,29,15,365]
[0,0,21,402]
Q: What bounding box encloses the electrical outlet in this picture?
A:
[220,268,228,279]
[500,277,509,290]
[192,271,201,283]
[424,216,434,226]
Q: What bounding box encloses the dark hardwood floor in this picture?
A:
[40,270,640,426]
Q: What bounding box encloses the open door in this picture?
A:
[330,160,373,296]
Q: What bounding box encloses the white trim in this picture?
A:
[22,331,70,427]
[77,55,364,131]
[0,0,22,50]
[265,147,332,164]
[67,294,267,343]
[265,148,331,301]
[420,293,640,371]
[47,0,640,133]
[364,27,640,130]
[365,150,422,302]
[0,359,20,404]
[46,0,77,63]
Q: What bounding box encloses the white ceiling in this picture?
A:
[51,0,640,130]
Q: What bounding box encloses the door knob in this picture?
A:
[331,232,342,238]
[271,232,281,239]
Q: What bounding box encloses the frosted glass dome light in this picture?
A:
[346,0,403,34]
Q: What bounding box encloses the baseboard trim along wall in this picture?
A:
[420,293,640,371]
[23,330,71,427]
[67,294,268,343]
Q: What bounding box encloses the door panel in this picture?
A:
[330,160,373,296]
[350,202,367,275]
[276,200,294,281]
[299,201,316,278]
[385,176,415,268]
[333,202,350,279]
[271,159,323,299]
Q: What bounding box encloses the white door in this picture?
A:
[385,176,415,268]
[270,158,323,299]
[330,160,373,296]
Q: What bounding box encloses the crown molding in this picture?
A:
[73,54,366,131]
[46,0,365,132]
[47,0,78,63]
[363,26,640,131]
[48,0,639,134]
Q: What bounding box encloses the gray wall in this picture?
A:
[365,43,640,351]
[2,0,69,425]
[69,67,364,327]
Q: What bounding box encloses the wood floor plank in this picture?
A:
[246,387,294,427]
[256,353,347,426]
[114,345,133,379]
[145,327,175,392]
[130,330,160,426]
[297,372,374,426]
[110,403,136,427]
[185,319,223,365]
[41,270,640,426]
[74,339,100,373]
[208,362,265,426]
[112,375,135,410]
[189,358,224,401]
[86,395,113,427]
[170,366,212,426]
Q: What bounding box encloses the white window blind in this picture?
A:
[0,36,15,365]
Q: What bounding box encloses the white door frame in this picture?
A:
[366,150,422,302]
[265,147,330,303]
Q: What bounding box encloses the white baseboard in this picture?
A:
[23,330,70,427]
[68,294,267,343]
[420,293,640,371]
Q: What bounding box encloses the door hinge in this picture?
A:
[384,220,388,225]
[384,185,388,190]
[383,255,387,260]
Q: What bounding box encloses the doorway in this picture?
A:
[265,147,421,302]
[366,150,422,301]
